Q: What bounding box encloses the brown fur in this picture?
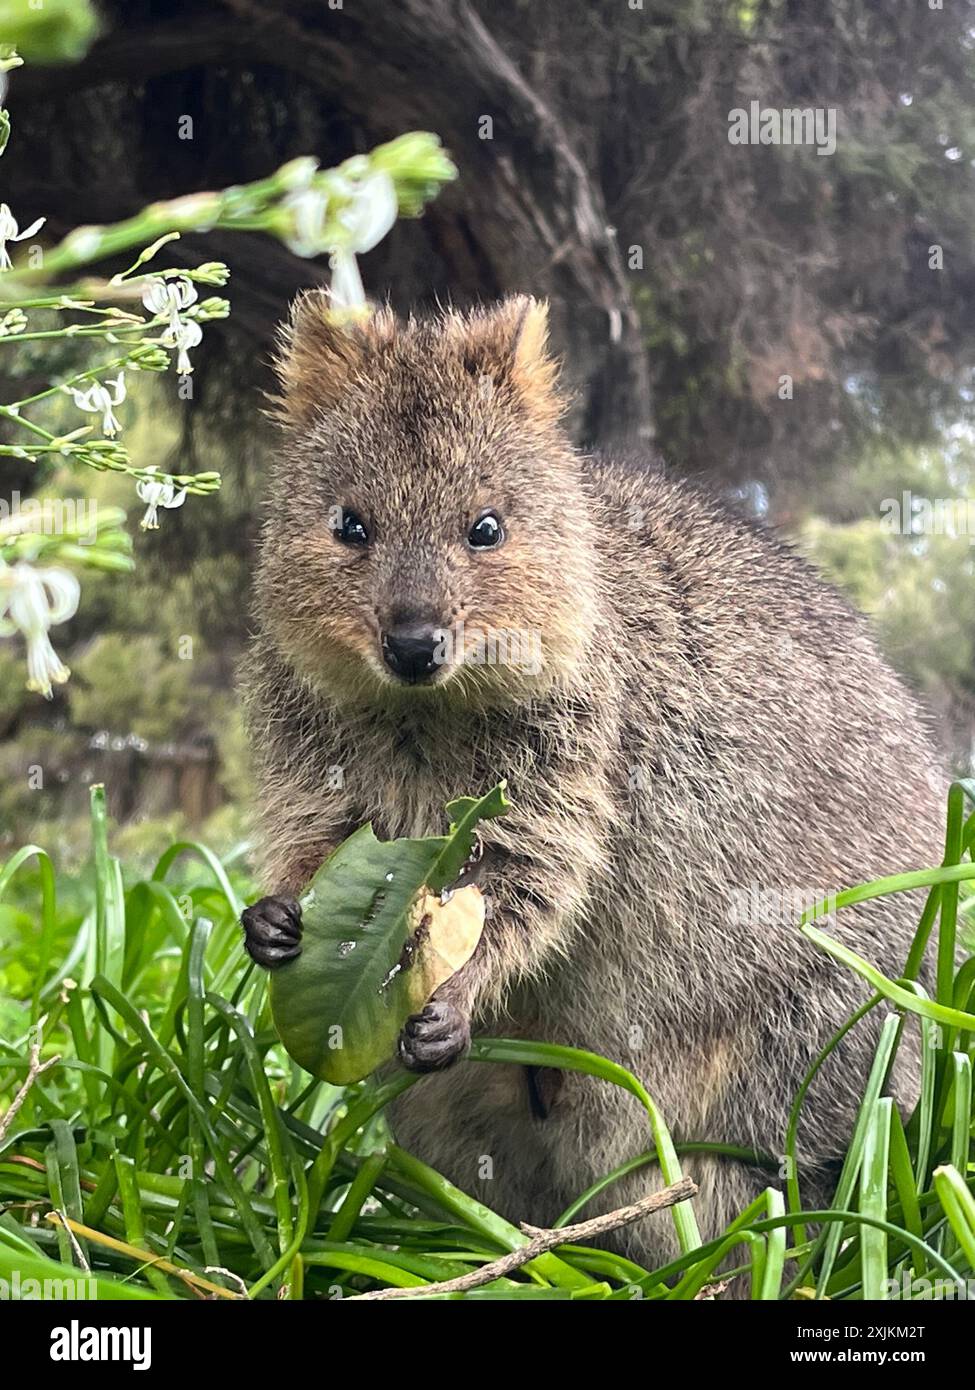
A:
[242,294,946,1279]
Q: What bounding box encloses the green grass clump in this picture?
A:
[1,783,974,1300]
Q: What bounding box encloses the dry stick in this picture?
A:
[44,1214,243,1300]
[349,1175,699,1301]
[0,1041,60,1147]
[56,1207,92,1274]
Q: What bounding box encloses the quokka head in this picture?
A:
[258,294,602,707]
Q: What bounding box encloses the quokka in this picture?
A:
[241,294,945,1275]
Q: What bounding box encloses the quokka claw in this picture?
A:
[397,999,470,1072]
[241,895,303,969]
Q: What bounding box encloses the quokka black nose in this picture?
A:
[381,624,441,683]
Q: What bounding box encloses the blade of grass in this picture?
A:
[860,1097,893,1300]
[933,1165,975,1271]
[947,1051,972,1179]
[888,1104,926,1277]
[89,973,276,1269]
[151,841,243,918]
[0,845,58,1022]
[207,991,295,1255]
[326,1149,387,1243]
[784,993,881,1244]
[114,1153,173,1297]
[788,1011,901,1297]
[757,1187,787,1300]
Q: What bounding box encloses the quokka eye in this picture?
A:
[468,510,504,549]
[332,508,369,546]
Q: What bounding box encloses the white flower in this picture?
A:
[0,203,46,271]
[142,279,204,372]
[162,316,203,375]
[136,467,187,530]
[63,373,127,437]
[278,167,397,305]
[338,170,398,254]
[328,170,397,310]
[0,561,80,698]
[328,250,366,310]
[281,185,330,258]
[142,277,198,334]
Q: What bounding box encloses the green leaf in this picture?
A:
[933,1165,975,1271]
[270,783,509,1084]
[859,1097,893,1301]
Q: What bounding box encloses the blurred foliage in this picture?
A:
[1,359,258,852]
[805,518,975,700]
[0,0,98,66]
[68,634,193,740]
[0,644,29,736]
[802,435,975,766]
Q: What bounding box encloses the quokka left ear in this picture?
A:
[445,296,562,424]
[269,290,397,428]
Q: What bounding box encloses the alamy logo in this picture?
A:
[0,491,97,542]
[49,1320,151,1371]
[433,621,543,676]
[729,884,837,927]
[880,491,975,544]
[0,1271,96,1300]
[728,101,837,156]
[884,1272,973,1300]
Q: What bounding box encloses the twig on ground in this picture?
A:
[695,1279,730,1300]
[44,1214,245,1299]
[0,1039,60,1147]
[56,1206,92,1273]
[348,1174,698,1300]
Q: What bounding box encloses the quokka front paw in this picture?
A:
[241,895,302,969]
[397,999,471,1073]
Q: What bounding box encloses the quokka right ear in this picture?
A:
[269,290,396,427]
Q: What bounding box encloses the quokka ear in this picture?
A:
[269,290,396,426]
[447,296,561,424]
